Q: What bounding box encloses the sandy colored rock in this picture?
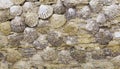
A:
[50,14,66,28]
[6,49,22,63]
[0,21,11,35]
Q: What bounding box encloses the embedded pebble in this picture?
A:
[0,21,11,35]
[50,14,66,28]
[24,12,38,27]
[6,49,22,63]
[53,0,66,14]
[38,5,53,19]
[10,5,22,16]
[10,16,26,33]
[23,27,38,43]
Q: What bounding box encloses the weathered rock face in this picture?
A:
[0,0,120,69]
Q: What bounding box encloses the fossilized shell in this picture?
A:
[70,48,86,63]
[63,0,80,8]
[0,21,11,35]
[38,5,53,19]
[57,50,73,64]
[39,0,57,4]
[86,19,99,35]
[10,0,25,5]
[89,0,103,13]
[18,47,36,58]
[22,2,34,12]
[65,8,76,20]
[24,12,38,27]
[6,49,22,63]
[41,46,58,61]
[95,29,113,45]
[96,13,106,24]
[77,6,91,19]
[23,27,38,43]
[53,0,66,14]
[13,60,31,69]
[0,10,11,22]
[63,20,78,35]
[103,4,120,20]
[10,5,22,16]
[50,14,66,28]
[47,30,64,47]
[30,53,44,66]
[33,34,49,50]
[0,0,13,9]
[8,33,23,46]
[10,16,26,33]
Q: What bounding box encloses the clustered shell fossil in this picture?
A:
[0,0,120,67]
[38,5,53,19]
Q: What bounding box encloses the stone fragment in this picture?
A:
[0,21,11,35]
[41,47,58,61]
[38,5,53,19]
[6,49,22,63]
[10,5,22,16]
[24,12,38,27]
[50,14,66,28]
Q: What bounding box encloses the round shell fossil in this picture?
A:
[0,21,11,35]
[96,13,106,24]
[89,0,103,13]
[103,4,120,20]
[10,5,22,16]
[10,16,26,33]
[41,46,58,61]
[0,10,11,22]
[24,12,38,27]
[65,8,76,20]
[78,6,91,19]
[33,35,49,50]
[57,50,73,64]
[86,19,99,35]
[50,14,66,28]
[22,2,34,12]
[6,49,22,63]
[10,0,25,5]
[53,0,66,14]
[23,27,38,43]
[0,0,13,9]
[95,29,113,45]
[38,5,53,19]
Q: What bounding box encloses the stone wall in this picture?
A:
[0,0,120,69]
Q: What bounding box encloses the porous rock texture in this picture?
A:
[0,0,120,69]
